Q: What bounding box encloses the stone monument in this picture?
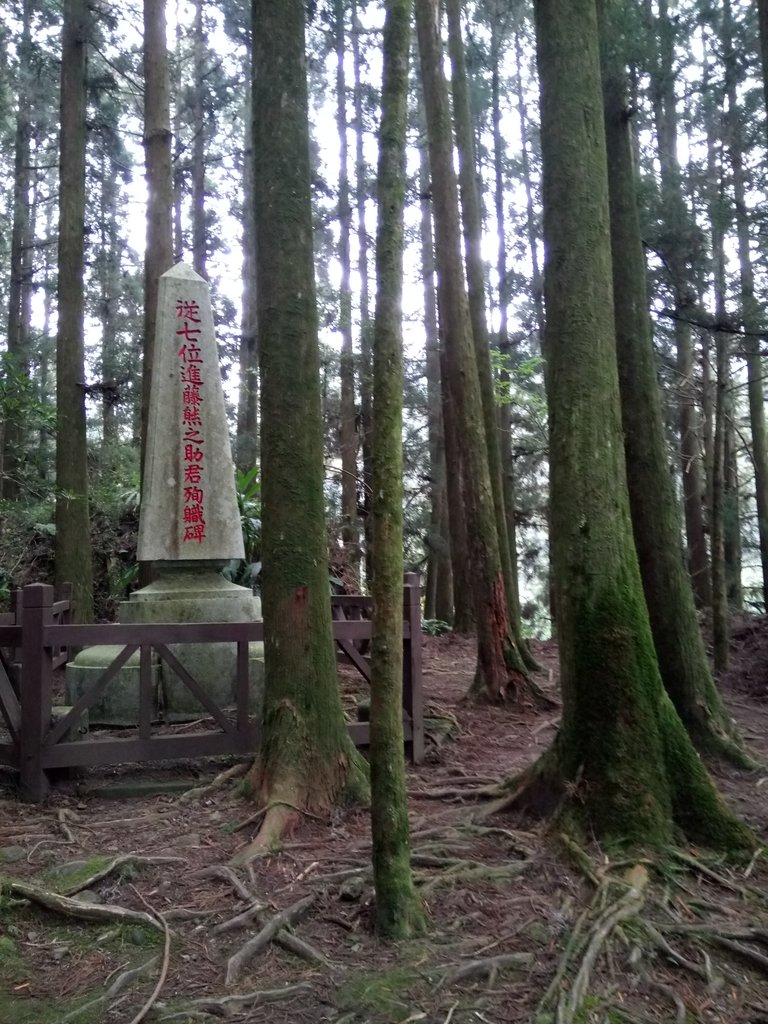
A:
[66,263,264,723]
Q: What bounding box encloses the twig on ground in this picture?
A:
[225,894,316,987]
[127,888,171,1024]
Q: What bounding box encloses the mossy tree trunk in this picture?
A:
[242,0,368,855]
[370,0,424,939]
[55,0,94,623]
[599,0,750,764]
[415,0,531,700]
[510,0,753,851]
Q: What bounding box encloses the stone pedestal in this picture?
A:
[65,569,264,725]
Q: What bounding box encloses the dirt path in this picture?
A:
[0,632,766,1024]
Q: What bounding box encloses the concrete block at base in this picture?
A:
[64,646,161,726]
[160,640,264,722]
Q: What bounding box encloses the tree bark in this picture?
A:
[419,126,452,625]
[141,0,174,481]
[191,0,207,280]
[415,0,532,701]
[242,0,368,855]
[646,0,710,607]
[236,51,259,474]
[601,0,749,761]
[335,0,360,583]
[445,0,536,672]
[2,0,35,500]
[369,0,424,939]
[55,0,94,622]
[508,0,753,849]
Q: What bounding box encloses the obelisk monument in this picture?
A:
[66,264,263,723]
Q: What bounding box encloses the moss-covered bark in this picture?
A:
[55,0,94,622]
[415,0,531,700]
[519,0,754,851]
[369,0,424,939]
[244,0,367,853]
[599,0,751,765]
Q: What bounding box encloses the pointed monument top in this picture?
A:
[162,261,204,282]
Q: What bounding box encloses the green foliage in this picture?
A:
[222,467,262,590]
[421,618,452,636]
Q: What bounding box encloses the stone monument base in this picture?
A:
[65,568,264,726]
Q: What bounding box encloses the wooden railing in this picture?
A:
[0,575,423,801]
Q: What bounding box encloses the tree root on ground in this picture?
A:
[182,982,314,1018]
[179,761,250,803]
[2,877,164,930]
[436,951,533,988]
[59,956,160,1023]
[55,853,187,896]
[225,894,317,987]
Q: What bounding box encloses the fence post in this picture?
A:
[402,572,424,764]
[19,584,54,801]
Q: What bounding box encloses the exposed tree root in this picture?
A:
[185,982,314,1017]
[57,854,186,896]
[436,951,533,987]
[59,956,160,1023]
[225,894,316,987]
[179,761,250,803]
[2,877,163,930]
[127,889,171,1024]
[231,803,299,863]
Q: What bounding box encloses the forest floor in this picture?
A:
[1,626,768,1024]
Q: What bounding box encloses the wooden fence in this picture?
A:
[0,575,423,801]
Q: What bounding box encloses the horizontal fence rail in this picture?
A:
[0,575,424,801]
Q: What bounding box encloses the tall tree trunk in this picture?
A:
[756,0,768,138]
[191,0,207,279]
[237,53,258,473]
[99,148,120,449]
[647,0,710,607]
[336,0,359,582]
[505,0,752,850]
[419,129,452,625]
[352,1,374,585]
[369,0,423,939]
[724,0,768,609]
[2,0,35,500]
[600,4,749,764]
[55,0,94,622]
[141,0,174,480]
[241,0,368,857]
[445,0,536,671]
[415,0,534,701]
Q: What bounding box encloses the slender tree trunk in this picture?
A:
[724,0,768,609]
[600,0,749,763]
[419,125,452,624]
[55,0,94,622]
[445,0,536,671]
[99,149,120,449]
[507,0,752,850]
[756,0,768,138]
[647,0,710,607]
[141,0,174,480]
[415,0,533,701]
[2,0,34,500]
[336,0,360,582]
[370,0,424,938]
[352,1,374,585]
[241,0,368,856]
[440,349,474,632]
[237,54,258,473]
[191,0,207,279]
